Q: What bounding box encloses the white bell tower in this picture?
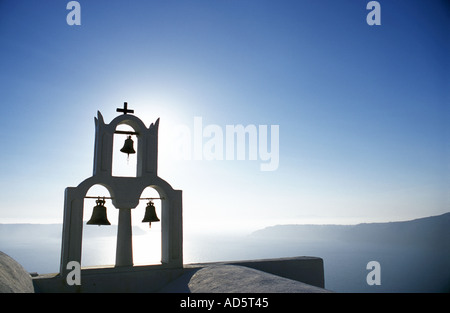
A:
[60,103,183,276]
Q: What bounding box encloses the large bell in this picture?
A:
[142,201,160,228]
[87,198,111,226]
[120,135,136,156]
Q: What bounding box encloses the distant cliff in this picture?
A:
[251,212,450,248]
[249,213,450,292]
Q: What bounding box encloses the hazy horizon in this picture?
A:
[1,211,449,238]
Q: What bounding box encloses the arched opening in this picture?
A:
[132,186,162,265]
[82,184,118,268]
[112,124,138,177]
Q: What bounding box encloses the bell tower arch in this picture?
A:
[93,108,159,178]
[60,103,183,276]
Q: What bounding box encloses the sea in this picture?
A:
[1,223,449,293]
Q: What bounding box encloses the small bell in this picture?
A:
[87,198,111,226]
[142,201,160,228]
[120,135,136,157]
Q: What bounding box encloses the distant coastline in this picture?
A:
[251,212,450,246]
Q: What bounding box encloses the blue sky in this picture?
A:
[0,0,448,233]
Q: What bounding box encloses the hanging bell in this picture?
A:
[120,135,136,156]
[87,198,111,226]
[142,201,160,228]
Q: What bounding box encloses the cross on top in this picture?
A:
[117,102,134,115]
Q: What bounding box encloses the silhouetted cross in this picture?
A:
[117,102,134,115]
